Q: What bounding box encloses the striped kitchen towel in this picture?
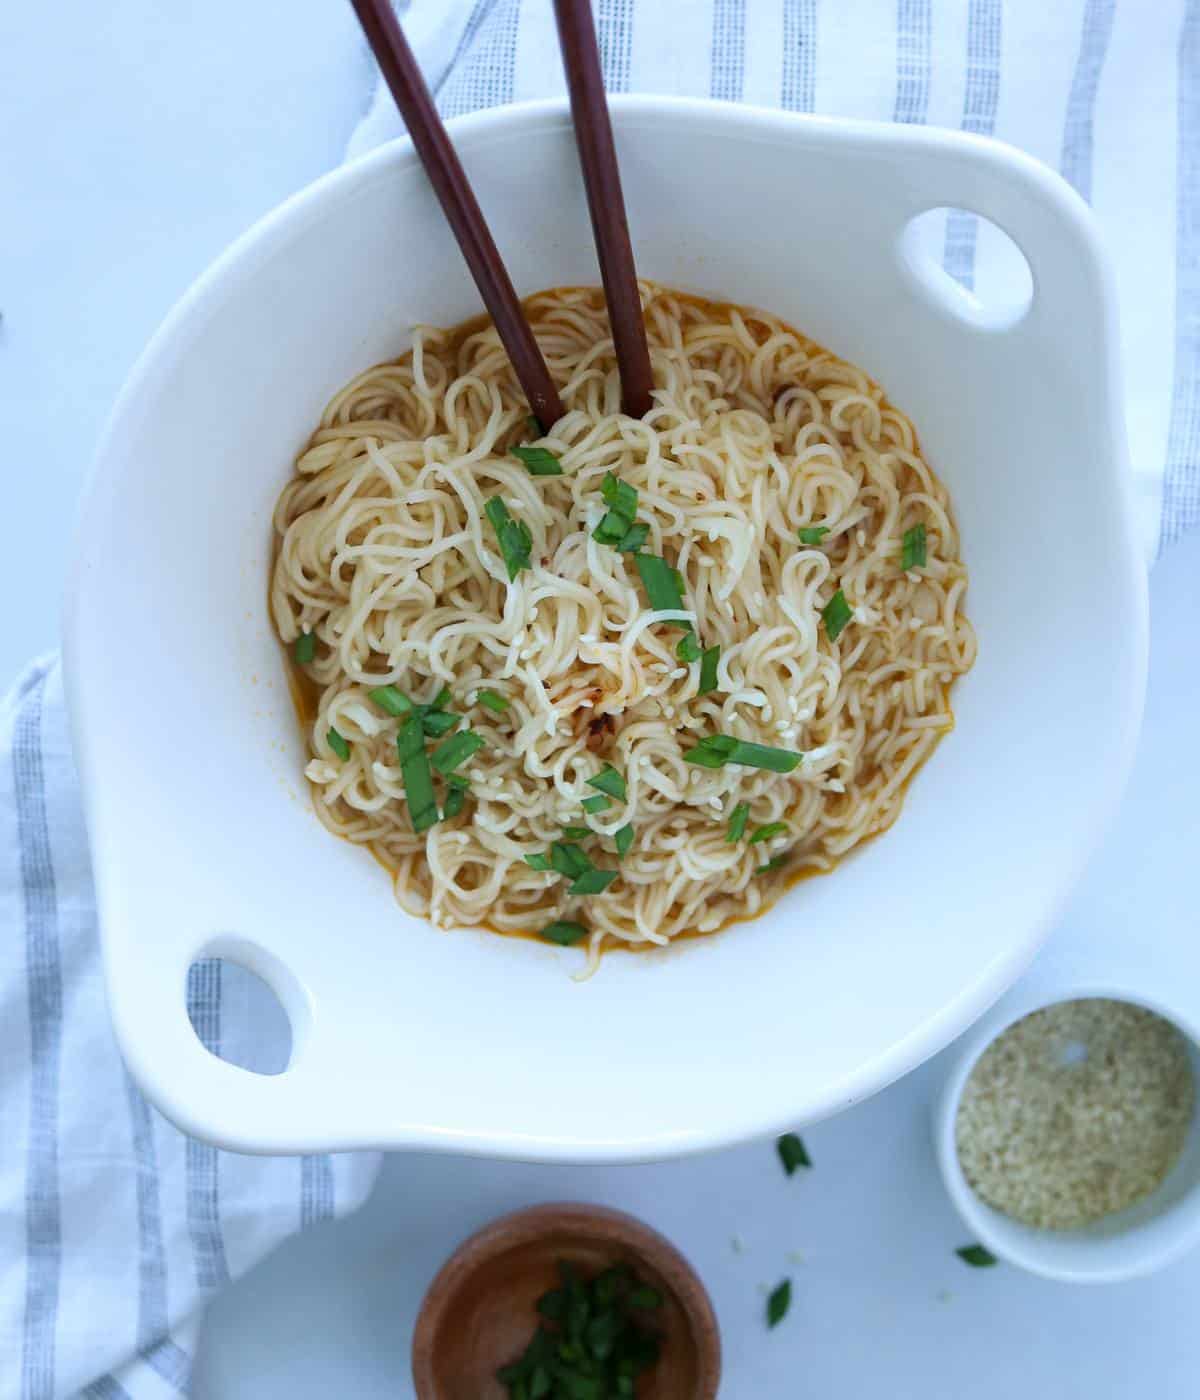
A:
[351,0,1200,561]
[0,658,381,1398]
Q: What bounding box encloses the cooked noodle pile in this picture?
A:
[271,284,975,962]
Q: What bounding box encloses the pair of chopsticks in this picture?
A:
[349,0,652,426]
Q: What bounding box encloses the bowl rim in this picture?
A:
[63,96,1150,1160]
[934,985,1200,1283]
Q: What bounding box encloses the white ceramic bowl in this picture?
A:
[935,986,1200,1282]
[64,98,1146,1160]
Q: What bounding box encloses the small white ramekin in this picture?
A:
[934,983,1200,1283]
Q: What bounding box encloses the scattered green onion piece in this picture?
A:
[477,689,510,714]
[615,521,649,553]
[293,632,316,664]
[587,765,627,800]
[396,716,438,834]
[822,588,853,642]
[368,684,412,717]
[442,784,468,819]
[524,853,551,871]
[540,920,588,946]
[634,552,691,627]
[757,854,790,874]
[684,735,802,773]
[777,1132,812,1175]
[750,822,788,845]
[955,1244,997,1268]
[581,794,611,814]
[569,867,619,896]
[326,728,350,762]
[726,802,750,843]
[766,1278,792,1328]
[484,496,533,580]
[698,644,720,695]
[550,843,592,879]
[676,633,702,664]
[601,471,638,519]
[901,521,927,570]
[430,686,452,710]
[798,525,830,545]
[614,824,634,859]
[431,729,485,775]
[511,445,563,477]
[561,826,592,840]
[421,710,460,738]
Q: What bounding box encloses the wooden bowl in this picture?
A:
[411,1203,720,1398]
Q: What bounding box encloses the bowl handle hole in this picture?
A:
[898,206,1034,331]
[186,953,294,1077]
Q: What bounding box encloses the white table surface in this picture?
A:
[6,4,1199,1395]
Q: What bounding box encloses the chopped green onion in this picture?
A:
[526,414,542,435]
[420,710,460,738]
[550,843,592,879]
[727,802,750,843]
[902,522,927,570]
[442,783,468,818]
[484,496,533,580]
[822,588,853,642]
[431,729,485,775]
[582,794,611,814]
[684,735,802,773]
[698,644,720,695]
[601,471,638,519]
[615,522,649,553]
[430,686,452,710]
[511,445,564,476]
[326,728,350,762]
[757,854,790,874]
[676,633,702,664]
[777,1132,811,1175]
[368,684,412,717]
[955,1244,997,1268]
[524,853,551,871]
[614,824,634,859]
[293,632,316,664]
[798,525,830,545]
[541,920,588,946]
[750,822,788,845]
[634,552,691,627]
[569,867,619,896]
[477,689,510,714]
[396,716,438,834]
[766,1279,792,1328]
[587,765,627,800]
[561,826,592,840]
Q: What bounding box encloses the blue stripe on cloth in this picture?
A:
[597,0,635,93]
[439,0,522,118]
[1060,0,1117,201]
[943,0,1003,290]
[710,0,746,102]
[781,0,818,112]
[893,0,932,124]
[80,1379,133,1400]
[435,0,499,94]
[15,672,62,1400]
[1161,0,1200,548]
[141,1335,192,1392]
[185,960,230,1291]
[301,1155,336,1230]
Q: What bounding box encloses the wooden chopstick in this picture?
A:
[349,0,565,428]
[553,0,654,419]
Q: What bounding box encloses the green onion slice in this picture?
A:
[767,1279,792,1328]
[798,525,830,545]
[587,765,626,800]
[822,588,853,642]
[549,843,592,879]
[698,644,720,695]
[581,794,611,814]
[750,822,788,845]
[293,632,316,664]
[397,716,438,833]
[511,446,563,477]
[634,552,691,627]
[615,522,649,553]
[326,728,350,762]
[541,920,588,946]
[955,1244,997,1268]
[420,710,460,738]
[726,802,750,843]
[523,853,551,871]
[569,867,619,896]
[442,784,467,819]
[368,684,412,717]
[684,734,802,773]
[614,824,634,859]
[561,826,592,840]
[757,854,790,874]
[902,522,927,570]
[431,729,485,774]
[477,689,510,714]
[676,633,701,664]
[484,496,533,580]
[777,1132,811,1174]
